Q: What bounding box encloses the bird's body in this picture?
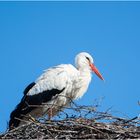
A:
[9,52,104,130]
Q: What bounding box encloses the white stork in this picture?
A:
[9,52,104,129]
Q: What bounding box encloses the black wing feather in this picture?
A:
[23,82,36,95]
[9,83,65,129]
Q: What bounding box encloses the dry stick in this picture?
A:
[79,133,98,138]
[2,119,32,139]
[49,129,78,134]
[19,103,140,129]
[74,123,110,139]
[55,118,109,138]
[2,99,140,139]
[14,117,33,125]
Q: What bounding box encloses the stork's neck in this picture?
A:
[73,67,92,100]
[78,67,91,76]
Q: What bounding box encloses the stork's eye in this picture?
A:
[85,56,90,62]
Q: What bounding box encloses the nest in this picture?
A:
[1,103,140,139]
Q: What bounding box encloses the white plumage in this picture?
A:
[9,52,104,129]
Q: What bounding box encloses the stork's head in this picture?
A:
[75,52,104,80]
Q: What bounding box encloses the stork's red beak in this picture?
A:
[90,63,104,81]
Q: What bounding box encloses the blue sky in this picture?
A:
[0,1,140,132]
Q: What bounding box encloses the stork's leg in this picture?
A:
[48,108,52,120]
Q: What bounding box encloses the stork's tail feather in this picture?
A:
[9,82,36,130]
[9,100,26,130]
